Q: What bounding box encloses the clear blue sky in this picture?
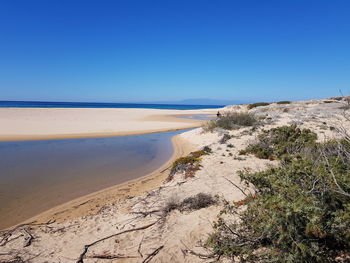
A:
[0,0,349,102]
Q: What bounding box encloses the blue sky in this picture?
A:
[0,0,349,102]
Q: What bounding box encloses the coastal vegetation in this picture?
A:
[276,100,291,104]
[239,125,317,160]
[168,147,212,180]
[163,193,217,214]
[204,112,258,131]
[207,125,350,262]
[247,102,270,109]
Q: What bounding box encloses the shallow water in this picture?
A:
[0,130,186,229]
[178,114,215,120]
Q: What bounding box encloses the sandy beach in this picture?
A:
[0,107,218,141]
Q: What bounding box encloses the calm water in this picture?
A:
[0,101,223,110]
[0,130,187,229]
[178,114,215,120]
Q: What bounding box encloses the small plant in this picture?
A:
[163,196,180,214]
[180,193,217,211]
[168,150,209,180]
[203,112,258,132]
[247,102,270,109]
[227,144,234,148]
[276,100,291,104]
[203,146,212,154]
[163,193,216,215]
[219,134,231,144]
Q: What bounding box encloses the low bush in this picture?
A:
[276,100,291,104]
[206,135,350,262]
[243,125,317,160]
[163,193,217,215]
[247,102,270,109]
[168,148,211,180]
[180,193,217,211]
[203,146,212,154]
[203,112,258,132]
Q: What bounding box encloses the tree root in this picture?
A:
[141,245,164,263]
[76,220,159,263]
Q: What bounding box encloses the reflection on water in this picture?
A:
[0,130,185,229]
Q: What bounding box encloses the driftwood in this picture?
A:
[89,253,138,259]
[224,177,248,197]
[141,245,164,263]
[180,240,216,260]
[76,220,159,263]
[0,220,55,247]
[138,234,145,258]
[132,209,162,217]
[23,229,34,247]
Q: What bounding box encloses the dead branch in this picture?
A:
[224,177,248,197]
[180,240,215,259]
[138,234,145,258]
[89,254,138,259]
[322,152,350,197]
[23,229,34,247]
[132,209,162,217]
[0,220,55,246]
[76,220,159,263]
[141,245,164,263]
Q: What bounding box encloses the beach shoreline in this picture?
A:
[3,132,197,230]
[0,107,218,141]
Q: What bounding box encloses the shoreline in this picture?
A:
[0,107,218,141]
[4,132,197,230]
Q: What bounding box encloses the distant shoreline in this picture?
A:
[0,101,224,110]
[0,107,220,141]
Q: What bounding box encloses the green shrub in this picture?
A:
[168,150,210,180]
[276,100,291,104]
[206,139,350,262]
[203,112,258,131]
[243,125,317,160]
[203,146,212,154]
[247,102,270,109]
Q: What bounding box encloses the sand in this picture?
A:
[0,107,218,141]
[1,99,349,262]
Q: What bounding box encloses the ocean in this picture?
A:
[0,101,223,110]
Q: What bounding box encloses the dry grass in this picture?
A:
[203,112,258,132]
